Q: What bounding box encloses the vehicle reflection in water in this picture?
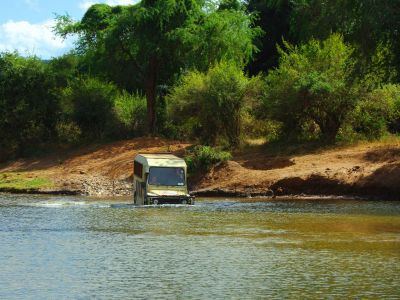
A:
[0,194,399,299]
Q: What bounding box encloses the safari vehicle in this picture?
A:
[133,153,194,205]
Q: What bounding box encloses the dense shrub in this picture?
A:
[349,84,400,139]
[242,117,282,140]
[55,121,82,144]
[264,34,361,142]
[386,85,400,133]
[240,75,281,140]
[166,71,204,140]
[184,145,232,174]
[0,53,58,160]
[61,77,119,139]
[168,61,260,147]
[114,91,147,136]
[48,54,79,88]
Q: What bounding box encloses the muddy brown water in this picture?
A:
[0,194,399,299]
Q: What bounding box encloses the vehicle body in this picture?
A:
[133,153,194,205]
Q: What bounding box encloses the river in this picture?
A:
[0,194,399,299]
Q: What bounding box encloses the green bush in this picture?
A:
[114,91,147,136]
[264,34,361,142]
[350,84,400,139]
[166,70,204,140]
[61,77,118,139]
[0,52,59,160]
[184,145,232,174]
[55,121,82,144]
[168,61,260,147]
[241,75,279,140]
[242,115,282,141]
[386,85,400,133]
[48,54,79,88]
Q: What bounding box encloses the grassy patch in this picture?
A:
[184,145,232,175]
[0,172,53,190]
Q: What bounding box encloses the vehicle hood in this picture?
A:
[147,189,188,197]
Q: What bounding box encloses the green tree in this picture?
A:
[56,1,203,133]
[0,52,58,160]
[48,54,79,88]
[168,61,258,147]
[114,91,147,136]
[55,0,260,133]
[349,84,400,139]
[61,77,119,139]
[289,0,400,83]
[265,34,361,142]
[246,0,400,83]
[180,2,261,71]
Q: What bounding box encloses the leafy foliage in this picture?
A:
[184,145,232,174]
[55,0,260,133]
[0,53,58,159]
[180,6,262,70]
[61,77,119,139]
[290,0,400,82]
[55,121,82,144]
[264,34,361,142]
[3,0,400,163]
[349,84,400,139]
[48,54,80,88]
[168,61,258,147]
[114,91,147,136]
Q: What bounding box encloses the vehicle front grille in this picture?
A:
[150,197,192,205]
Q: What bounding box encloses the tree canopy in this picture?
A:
[0,53,58,158]
[265,34,361,142]
[55,0,260,133]
[2,0,400,161]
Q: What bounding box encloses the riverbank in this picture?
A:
[0,137,399,199]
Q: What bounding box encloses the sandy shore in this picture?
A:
[1,137,399,200]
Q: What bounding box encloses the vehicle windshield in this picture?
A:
[148,167,185,186]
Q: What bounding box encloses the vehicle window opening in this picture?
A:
[148,167,185,186]
[134,161,143,178]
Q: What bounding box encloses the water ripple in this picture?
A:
[0,193,399,299]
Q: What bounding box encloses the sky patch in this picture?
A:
[0,0,137,59]
[79,0,136,11]
[0,19,74,59]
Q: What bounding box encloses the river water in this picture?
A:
[0,194,399,299]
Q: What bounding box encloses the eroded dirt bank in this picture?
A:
[0,137,399,199]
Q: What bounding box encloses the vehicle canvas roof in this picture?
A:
[134,153,187,168]
[138,153,181,160]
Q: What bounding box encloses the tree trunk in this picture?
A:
[145,57,158,134]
